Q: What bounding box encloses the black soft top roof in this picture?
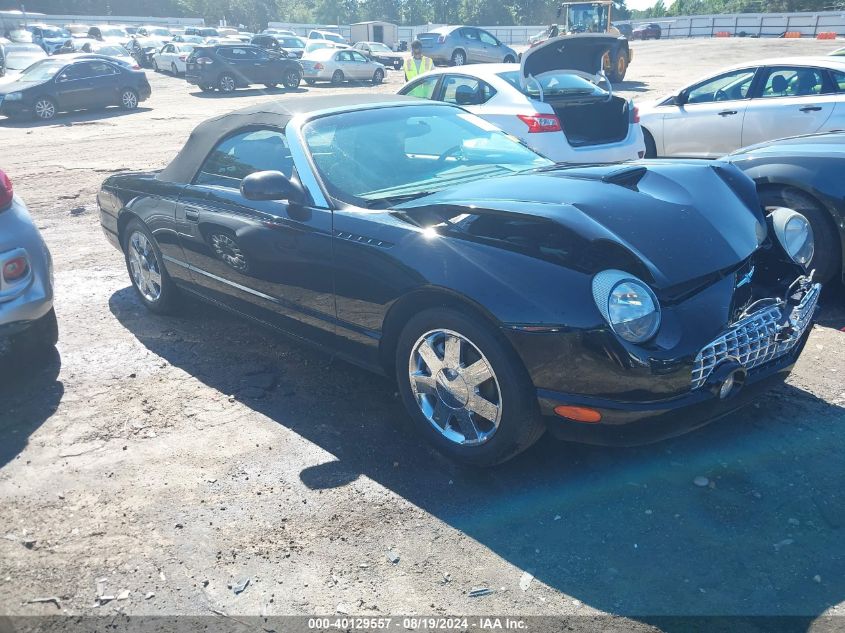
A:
[158,94,423,183]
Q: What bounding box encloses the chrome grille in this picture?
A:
[691,282,821,390]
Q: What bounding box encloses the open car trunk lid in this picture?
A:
[519,33,618,89]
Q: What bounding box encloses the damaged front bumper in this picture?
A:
[539,274,822,446]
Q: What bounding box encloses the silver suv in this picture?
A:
[416,26,518,66]
[0,168,57,359]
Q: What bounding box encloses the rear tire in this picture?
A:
[372,68,384,84]
[607,50,628,83]
[451,49,466,66]
[503,55,516,64]
[395,307,545,467]
[218,73,236,92]
[758,186,841,284]
[119,88,139,110]
[122,219,179,314]
[171,62,178,75]
[331,70,344,85]
[152,59,160,72]
[283,68,302,89]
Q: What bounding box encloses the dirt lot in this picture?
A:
[1,37,845,629]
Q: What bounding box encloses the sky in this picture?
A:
[625,0,677,11]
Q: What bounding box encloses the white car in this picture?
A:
[308,30,347,46]
[152,43,195,74]
[638,56,845,157]
[301,47,385,85]
[398,34,645,164]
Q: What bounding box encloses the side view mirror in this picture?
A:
[675,91,688,105]
[241,171,308,204]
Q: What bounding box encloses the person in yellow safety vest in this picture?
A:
[403,40,434,82]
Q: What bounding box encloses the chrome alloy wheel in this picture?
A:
[210,233,248,271]
[121,90,138,109]
[219,75,236,92]
[128,231,163,302]
[409,329,502,446]
[34,99,55,120]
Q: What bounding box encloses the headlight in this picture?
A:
[5,93,22,101]
[592,270,661,343]
[769,207,814,266]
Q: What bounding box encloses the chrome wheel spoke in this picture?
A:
[431,398,451,429]
[417,339,443,374]
[455,410,479,442]
[411,373,437,396]
[462,359,492,387]
[468,394,499,423]
[147,267,162,289]
[443,334,461,368]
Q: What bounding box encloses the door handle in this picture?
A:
[718,110,738,116]
[184,207,200,221]
[799,105,822,112]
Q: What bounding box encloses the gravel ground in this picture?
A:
[1,37,845,629]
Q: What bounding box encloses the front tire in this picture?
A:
[758,187,841,284]
[503,55,516,64]
[152,59,160,72]
[122,219,178,314]
[283,68,302,89]
[171,62,178,75]
[33,97,57,121]
[395,308,545,467]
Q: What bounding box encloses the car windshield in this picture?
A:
[8,30,33,43]
[280,37,305,47]
[5,46,46,70]
[303,105,552,207]
[41,27,70,39]
[497,70,605,97]
[323,33,344,43]
[16,60,64,81]
[147,28,170,37]
[369,42,391,52]
[96,45,127,56]
[102,28,128,38]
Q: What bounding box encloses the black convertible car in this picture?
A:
[98,95,820,466]
[725,131,845,286]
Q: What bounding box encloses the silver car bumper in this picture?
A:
[0,195,54,335]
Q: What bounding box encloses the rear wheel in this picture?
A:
[119,88,139,110]
[33,97,57,121]
[503,54,516,64]
[218,73,236,92]
[331,70,344,85]
[395,308,545,467]
[451,49,466,66]
[152,59,160,72]
[758,186,841,284]
[122,219,179,314]
[372,68,384,84]
[608,50,628,82]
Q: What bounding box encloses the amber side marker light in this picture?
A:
[554,405,602,423]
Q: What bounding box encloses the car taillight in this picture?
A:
[314,62,324,70]
[2,255,29,282]
[437,35,446,44]
[517,114,562,133]
[631,104,640,123]
[132,63,141,69]
[179,55,187,61]
[0,170,12,210]
[197,56,214,64]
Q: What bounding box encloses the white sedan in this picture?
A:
[300,48,385,85]
[638,56,845,157]
[398,35,645,164]
[152,43,195,75]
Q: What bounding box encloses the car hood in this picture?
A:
[519,34,619,87]
[395,161,766,289]
[726,131,845,158]
[0,77,47,93]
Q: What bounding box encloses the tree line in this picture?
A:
[18,0,844,27]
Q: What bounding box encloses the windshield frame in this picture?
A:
[15,59,66,81]
[294,103,552,210]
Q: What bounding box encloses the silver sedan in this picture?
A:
[0,168,57,359]
[300,48,385,85]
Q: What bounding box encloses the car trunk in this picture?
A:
[416,33,440,49]
[549,94,630,147]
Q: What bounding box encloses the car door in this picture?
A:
[250,47,275,83]
[477,30,502,62]
[175,128,337,347]
[158,43,173,66]
[399,74,442,100]
[349,50,372,79]
[54,61,100,110]
[334,51,356,79]
[218,46,256,84]
[459,28,482,63]
[741,66,839,148]
[660,67,758,157]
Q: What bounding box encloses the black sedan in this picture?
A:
[185,44,302,92]
[98,95,820,466]
[725,131,845,286]
[0,55,150,121]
